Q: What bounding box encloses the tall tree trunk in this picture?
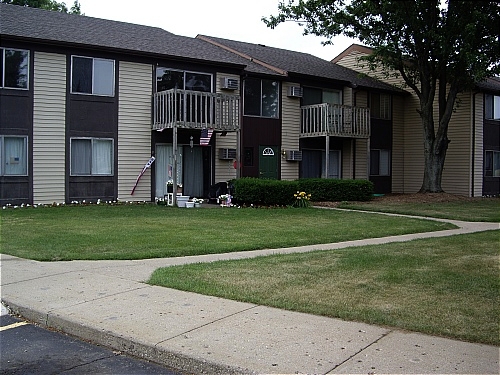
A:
[420,135,447,193]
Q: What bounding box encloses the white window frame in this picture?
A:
[1,48,29,90]
[70,137,114,176]
[0,135,28,176]
[70,55,115,97]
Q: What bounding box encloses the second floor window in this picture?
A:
[71,56,115,96]
[1,48,29,89]
[485,94,500,120]
[371,93,391,120]
[244,78,279,118]
[156,68,212,93]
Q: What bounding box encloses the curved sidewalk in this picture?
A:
[1,213,499,374]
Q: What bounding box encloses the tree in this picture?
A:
[1,0,81,14]
[264,0,500,193]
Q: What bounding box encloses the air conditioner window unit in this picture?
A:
[287,86,303,98]
[220,77,239,90]
[286,150,302,161]
[219,148,237,160]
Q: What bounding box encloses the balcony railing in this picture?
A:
[153,89,240,131]
[300,103,370,138]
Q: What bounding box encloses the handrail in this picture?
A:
[152,89,240,131]
[300,103,370,138]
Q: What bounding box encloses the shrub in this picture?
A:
[298,178,373,202]
[232,178,373,206]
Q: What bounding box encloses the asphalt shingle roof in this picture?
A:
[197,35,405,93]
[0,3,248,67]
[0,3,405,91]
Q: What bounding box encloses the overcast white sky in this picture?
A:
[76,0,356,61]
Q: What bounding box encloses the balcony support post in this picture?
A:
[325,135,330,179]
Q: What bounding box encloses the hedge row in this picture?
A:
[231,178,373,206]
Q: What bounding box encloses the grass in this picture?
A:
[148,230,500,346]
[0,204,454,261]
[338,197,500,222]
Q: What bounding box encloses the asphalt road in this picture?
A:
[0,307,183,375]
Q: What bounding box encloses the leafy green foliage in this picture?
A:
[1,0,82,14]
[264,1,500,193]
[298,178,373,201]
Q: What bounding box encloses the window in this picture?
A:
[0,136,28,176]
[243,147,254,167]
[244,78,279,118]
[70,138,113,176]
[370,149,391,176]
[485,94,500,120]
[371,93,391,120]
[484,150,500,177]
[1,48,29,89]
[302,87,341,106]
[156,68,212,92]
[71,56,115,96]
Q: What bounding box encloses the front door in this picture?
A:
[259,146,278,179]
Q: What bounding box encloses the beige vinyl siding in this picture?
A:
[392,95,405,192]
[214,73,239,183]
[441,92,472,196]
[281,82,301,180]
[472,94,484,197]
[32,52,66,204]
[117,61,152,201]
[355,138,368,179]
[342,140,353,179]
[402,94,424,193]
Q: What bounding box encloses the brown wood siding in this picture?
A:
[242,116,281,178]
[67,57,118,202]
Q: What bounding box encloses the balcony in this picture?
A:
[153,89,240,131]
[300,103,370,138]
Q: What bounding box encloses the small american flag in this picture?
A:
[200,128,213,146]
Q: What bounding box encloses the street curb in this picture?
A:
[3,299,253,375]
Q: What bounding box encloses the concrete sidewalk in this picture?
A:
[1,214,499,374]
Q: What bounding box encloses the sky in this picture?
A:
[75,0,357,61]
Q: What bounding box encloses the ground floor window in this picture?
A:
[370,149,391,176]
[70,138,113,176]
[301,149,340,179]
[0,136,28,176]
[484,150,500,177]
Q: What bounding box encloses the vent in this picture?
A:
[219,148,237,160]
[286,150,302,161]
[220,77,239,90]
[287,86,303,98]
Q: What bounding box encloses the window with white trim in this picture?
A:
[485,94,500,120]
[0,136,28,176]
[370,149,391,176]
[244,78,279,118]
[1,48,29,89]
[484,150,500,177]
[70,138,114,176]
[71,56,115,96]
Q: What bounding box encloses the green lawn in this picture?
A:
[149,230,500,346]
[338,197,500,222]
[0,204,454,261]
